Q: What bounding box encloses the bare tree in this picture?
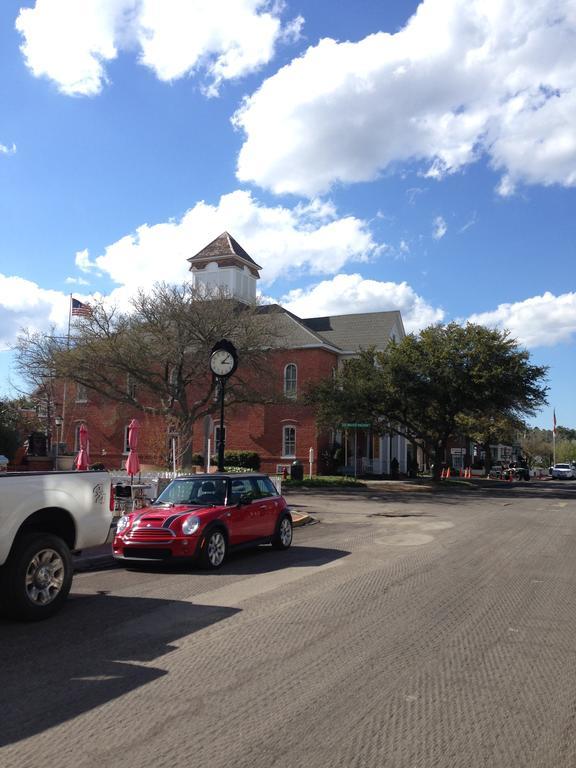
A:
[15,283,279,466]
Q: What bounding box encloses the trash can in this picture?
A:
[290,460,304,481]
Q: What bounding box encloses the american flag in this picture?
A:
[71,298,91,317]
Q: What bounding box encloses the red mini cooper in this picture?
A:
[113,473,293,569]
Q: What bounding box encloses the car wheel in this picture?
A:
[200,529,227,569]
[272,515,293,550]
[0,533,73,621]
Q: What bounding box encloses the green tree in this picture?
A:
[308,323,548,479]
[0,397,43,462]
[15,283,278,467]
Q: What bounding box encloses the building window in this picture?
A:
[76,383,88,402]
[127,374,137,399]
[282,426,296,458]
[123,425,130,454]
[284,364,297,398]
[74,423,82,452]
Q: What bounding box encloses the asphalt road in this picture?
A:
[2,480,576,767]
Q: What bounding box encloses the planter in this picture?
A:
[56,455,76,470]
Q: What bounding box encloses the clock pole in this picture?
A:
[209,339,238,472]
[216,377,226,471]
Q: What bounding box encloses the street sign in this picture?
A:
[341,423,370,429]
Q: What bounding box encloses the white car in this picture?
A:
[550,463,576,480]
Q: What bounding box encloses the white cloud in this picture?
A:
[281,274,445,332]
[0,190,383,351]
[234,0,576,196]
[80,189,381,289]
[0,143,16,155]
[467,292,576,348]
[16,0,299,97]
[432,216,447,240]
[0,274,71,350]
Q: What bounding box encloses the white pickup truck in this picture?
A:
[0,470,115,620]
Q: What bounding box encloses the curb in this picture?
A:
[291,511,315,527]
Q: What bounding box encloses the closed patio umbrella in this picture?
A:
[125,418,140,481]
[75,423,89,471]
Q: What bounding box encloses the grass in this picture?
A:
[282,475,366,488]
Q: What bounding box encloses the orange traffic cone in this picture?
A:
[441,468,446,479]
[446,467,451,479]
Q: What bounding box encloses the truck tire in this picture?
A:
[0,533,73,621]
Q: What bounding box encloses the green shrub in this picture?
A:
[221,451,261,470]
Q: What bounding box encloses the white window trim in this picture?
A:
[75,383,88,403]
[282,425,296,458]
[284,363,297,398]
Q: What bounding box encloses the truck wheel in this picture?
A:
[1,533,73,621]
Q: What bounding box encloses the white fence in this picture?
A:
[111,471,282,512]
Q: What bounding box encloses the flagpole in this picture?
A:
[553,409,556,466]
[60,294,73,448]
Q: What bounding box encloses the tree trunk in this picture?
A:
[432,443,443,481]
[178,417,195,470]
[484,438,493,477]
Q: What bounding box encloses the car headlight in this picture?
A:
[116,515,131,533]
[182,515,200,535]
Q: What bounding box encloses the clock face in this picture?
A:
[210,348,235,376]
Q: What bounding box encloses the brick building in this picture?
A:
[56,233,408,476]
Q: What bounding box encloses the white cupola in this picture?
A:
[187,231,261,304]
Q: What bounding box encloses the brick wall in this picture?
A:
[53,346,338,473]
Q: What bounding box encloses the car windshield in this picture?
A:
[555,464,570,469]
[154,477,227,506]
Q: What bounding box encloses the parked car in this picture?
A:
[113,472,293,568]
[0,470,115,620]
[550,463,576,480]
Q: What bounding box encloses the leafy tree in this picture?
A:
[308,323,548,479]
[0,397,43,461]
[15,283,278,467]
[520,425,576,466]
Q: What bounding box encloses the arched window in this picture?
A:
[282,425,296,458]
[284,363,297,398]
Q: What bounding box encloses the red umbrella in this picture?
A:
[75,423,90,471]
[125,418,141,479]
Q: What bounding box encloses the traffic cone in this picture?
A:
[466,467,471,479]
[441,468,446,479]
[446,467,451,478]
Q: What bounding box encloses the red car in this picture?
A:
[113,472,292,569]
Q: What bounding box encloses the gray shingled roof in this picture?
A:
[257,304,341,350]
[188,232,262,270]
[303,311,404,352]
[257,305,403,352]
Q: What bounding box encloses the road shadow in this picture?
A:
[0,594,239,747]
[122,544,350,577]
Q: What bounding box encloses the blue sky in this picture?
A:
[1,0,575,430]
